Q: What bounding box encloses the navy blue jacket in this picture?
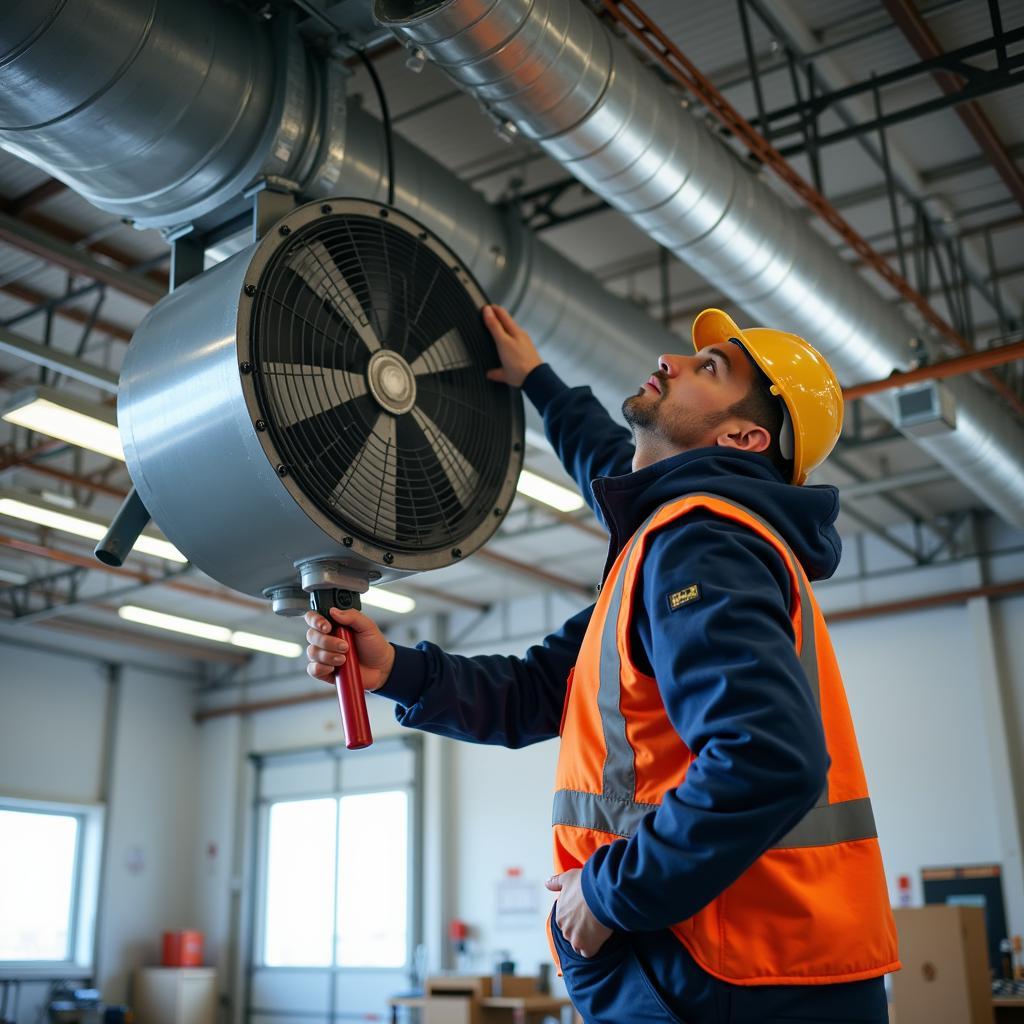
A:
[378,365,886,1021]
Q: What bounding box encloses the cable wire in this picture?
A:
[352,46,396,207]
[289,0,396,206]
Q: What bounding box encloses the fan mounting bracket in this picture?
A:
[298,558,370,595]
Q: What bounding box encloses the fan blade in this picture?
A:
[260,363,368,428]
[409,327,473,376]
[284,240,382,352]
[326,411,399,540]
[372,413,399,541]
[410,405,480,507]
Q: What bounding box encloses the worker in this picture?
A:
[305,305,900,1024]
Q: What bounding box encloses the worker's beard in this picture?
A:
[621,388,663,432]
[622,388,731,450]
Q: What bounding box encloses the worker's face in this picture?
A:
[622,341,768,467]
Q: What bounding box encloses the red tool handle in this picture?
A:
[333,622,373,750]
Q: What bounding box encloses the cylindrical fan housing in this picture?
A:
[119,200,523,597]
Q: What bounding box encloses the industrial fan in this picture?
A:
[113,198,524,747]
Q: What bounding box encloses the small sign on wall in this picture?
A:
[496,867,540,924]
[125,845,145,875]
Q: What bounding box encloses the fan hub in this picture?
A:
[366,349,417,415]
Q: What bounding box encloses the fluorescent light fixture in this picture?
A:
[0,493,187,563]
[118,606,303,659]
[2,386,123,461]
[230,631,304,659]
[41,489,77,509]
[516,468,585,513]
[361,588,416,615]
[119,605,230,643]
[132,535,188,562]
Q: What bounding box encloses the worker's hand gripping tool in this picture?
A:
[299,560,373,750]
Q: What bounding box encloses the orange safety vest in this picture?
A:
[552,493,900,986]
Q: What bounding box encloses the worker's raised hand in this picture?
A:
[483,304,543,388]
[304,607,395,691]
[546,868,613,958]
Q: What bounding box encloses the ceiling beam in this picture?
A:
[0,191,169,288]
[843,338,1024,401]
[476,547,596,598]
[0,629,199,680]
[9,178,68,215]
[0,533,266,612]
[827,144,1024,213]
[14,462,127,499]
[0,211,165,305]
[883,0,1024,214]
[41,614,249,664]
[837,465,950,501]
[195,687,334,722]
[0,280,134,343]
[0,325,120,392]
[400,579,490,613]
[826,576,1024,624]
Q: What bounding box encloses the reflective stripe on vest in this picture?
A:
[551,493,877,849]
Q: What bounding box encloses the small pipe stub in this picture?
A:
[94,487,152,567]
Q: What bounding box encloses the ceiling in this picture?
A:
[0,0,1021,672]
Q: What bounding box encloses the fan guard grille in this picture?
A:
[249,210,515,554]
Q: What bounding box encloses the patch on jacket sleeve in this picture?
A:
[667,583,701,611]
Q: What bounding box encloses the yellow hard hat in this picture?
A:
[692,308,843,485]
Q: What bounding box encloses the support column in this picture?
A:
[967,589,1024,935]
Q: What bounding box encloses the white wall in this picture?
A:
[101,663,201,1000]
[993,593,1024,830]
[450,739,560,978]
[0,639,200,1023]
[831,607,1004,902]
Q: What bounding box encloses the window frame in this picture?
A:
[0,795,105,980]
[250,738,422,976]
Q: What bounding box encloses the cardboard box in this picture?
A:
[420,976,541,1024]
[892,906,994,1024]
[424,995,476,1024]
[489,975,537,998]
[427,975,492,998]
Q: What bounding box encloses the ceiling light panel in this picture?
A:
[0,492,186,563]
[1,387,123,461]
[516,469,585,512]
[361,588,416,615]
[118,605,302,658]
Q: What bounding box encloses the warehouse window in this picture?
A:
[0,799,103,975]
[336,790,408,967]
[263,798,337,967]
[256,740,419,973]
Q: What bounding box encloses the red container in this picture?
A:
[161,930,203,967]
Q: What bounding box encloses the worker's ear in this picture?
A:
[715,421,771,454]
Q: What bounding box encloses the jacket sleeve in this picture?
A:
[522,364,635,527]
[579,515,829,932]
[373,603,593,748]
